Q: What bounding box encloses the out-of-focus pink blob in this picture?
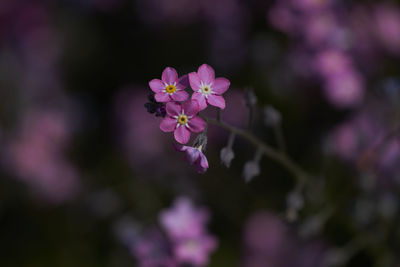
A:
[323,70,364,108]
[6,109,79,204]
[159,197,210,240]
[243,211,325,267]
[373,4,400,56]
[314,49,352,77]
[114,87,171,168]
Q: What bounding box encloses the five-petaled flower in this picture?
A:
[174,144,209,173]
[160,100,206,144]
[189,64,230,110]
[149,67,189,102]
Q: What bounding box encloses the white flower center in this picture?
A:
[173,110,192,128]
[198,82,213,98]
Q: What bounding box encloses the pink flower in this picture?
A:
[159,197,218,266]
[173,144,209,173]
[159,197,210,240]
[189,64,230,110]
[149,67,189,103]
[160,100,206,144]
[174,235,218,266]
[132,228,177,267]
[323,70,364,108]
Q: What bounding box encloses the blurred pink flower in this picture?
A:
[149,67,189,103]
[268,5,297,35]
[330,112,384,162]
[291,0,332,12]
[159,197,210,240]
[189,64,230,110]
[173,144,209,173]
[159,197,218,266]
[160,100,206,144]
[373,4,400,55]
[303,13,347,48]
[314,49,352,77]
[174,234,218,266]
[323,70,364,108]
[243,211,325,267]
[114,87,171,168]
[6,109,79,204]
[132,228,177,267]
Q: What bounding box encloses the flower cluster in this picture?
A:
[119,197,218,267]
[159,197,218,266]
[146,64,230,173]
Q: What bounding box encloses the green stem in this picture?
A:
[204,116,311,182]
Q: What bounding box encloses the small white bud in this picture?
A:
[243,161,260,182]
[244,87,257,107]
[263,105,281,126]
[220,147,235,168]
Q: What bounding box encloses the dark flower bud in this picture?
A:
[144,93,166,118]
[244,87,257,108]
[263,105,281,126]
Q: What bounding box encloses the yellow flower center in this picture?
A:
[177,114,188,125]
[165,84,177,94]
[201,86,211,94]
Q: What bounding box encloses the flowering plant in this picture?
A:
[145,64,230,173]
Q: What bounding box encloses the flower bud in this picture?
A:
[243,161,260,182]
[244,87,257,108]
[263,105,281,126]
[220,147,235,168]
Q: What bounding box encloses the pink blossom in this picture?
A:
[243,211,326,267]
[189,64,230,110]
[149,67,189,103]
[6,109,79,204]
[173,144,209,173]
[314,49,352,77]
[323,70,364,108]
[174,234,218,266]
[160,100,206,144]
[132,228,177,267]
[159,197,210,240]
[373,4,400,55]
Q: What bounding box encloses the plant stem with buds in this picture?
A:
[203,116,311,183]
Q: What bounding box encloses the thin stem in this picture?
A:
[203,116,311,182]
[273,123,287,153]
[248,106,254,129]
[227,132,236,148]
[217,108,222,122]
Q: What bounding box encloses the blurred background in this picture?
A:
[1,0,400,266]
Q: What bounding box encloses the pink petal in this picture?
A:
[174,126,190,144]
[189,72,201,91]
[149,79,165,93]
[207,95,226,109]
[166,102,182,116]
[176,75,189,90]
[160,117,177,132]
[187,116,206,133]
[185,148,200,164]
[182,100,199,116]
[191,92,207,111]
[155,92,171,102]
[173,143,186,152]
[162,67,178,84]
[198,64,215,84]
[198,153,209,173]
[212,78,230,94]
[171,90,189,101]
